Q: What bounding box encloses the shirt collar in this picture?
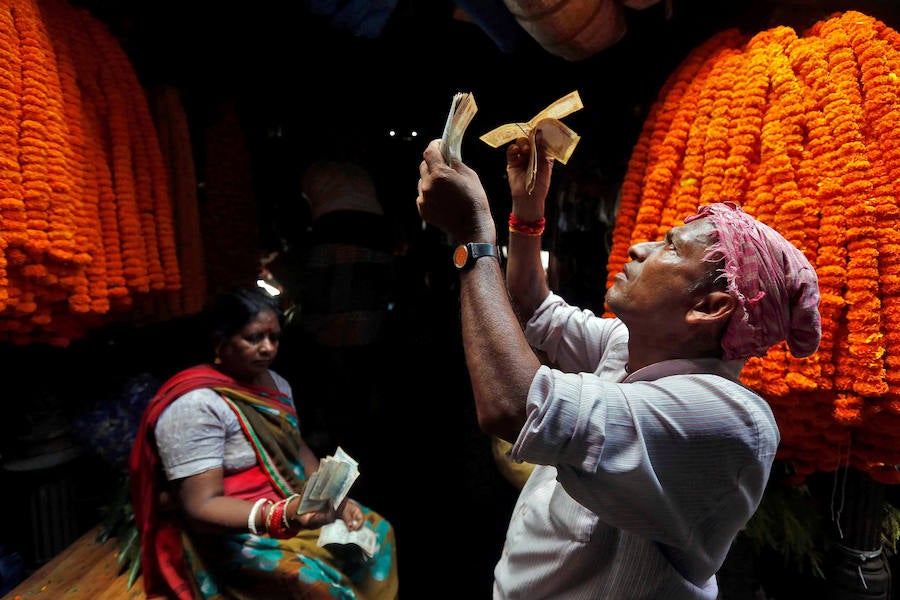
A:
[623,357,746,383]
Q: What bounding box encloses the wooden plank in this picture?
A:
[1,525,145,599]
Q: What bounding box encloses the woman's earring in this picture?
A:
[214,355,222,365]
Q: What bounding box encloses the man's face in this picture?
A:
[606,217,719,328]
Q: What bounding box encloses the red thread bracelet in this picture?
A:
[509,214,546,236]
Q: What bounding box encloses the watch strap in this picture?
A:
[454,242,500,270]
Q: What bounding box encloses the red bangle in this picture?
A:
[265,497,295,539]
[509,214,545,236]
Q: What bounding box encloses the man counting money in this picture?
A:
[414,123,820,598]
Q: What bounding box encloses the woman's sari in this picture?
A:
[129,364,398,599]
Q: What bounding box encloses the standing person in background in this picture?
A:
[414,129,820,599]
[288,156,395,470]
[129,286,398,600]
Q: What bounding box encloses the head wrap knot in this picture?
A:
[684,201,821,360]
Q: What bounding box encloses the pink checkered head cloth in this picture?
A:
[684,201,821,360]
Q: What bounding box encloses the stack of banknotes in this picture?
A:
[317,518,378,560]
[440,91,478,163]
[298,446,360,513]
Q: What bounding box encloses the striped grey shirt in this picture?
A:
[493,293,779,599]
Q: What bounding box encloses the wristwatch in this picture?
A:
[453,242,500,271]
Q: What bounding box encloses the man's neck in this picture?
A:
[625,330,723,374]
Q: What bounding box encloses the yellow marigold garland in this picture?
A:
[606,11,900,484]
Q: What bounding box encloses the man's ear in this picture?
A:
[687,291,735,325]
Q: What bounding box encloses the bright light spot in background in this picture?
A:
[257,279,281,296]
[388,129,420,141]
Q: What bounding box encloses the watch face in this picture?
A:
[453,244,469,269]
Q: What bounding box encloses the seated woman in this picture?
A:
[129,286,399,599]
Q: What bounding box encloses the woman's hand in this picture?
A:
[290,499,338,530]
[339,499,365,531]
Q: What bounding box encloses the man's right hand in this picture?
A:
[417,138,497,245]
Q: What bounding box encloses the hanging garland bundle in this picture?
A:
[42,0,108,315]
[200,101,262,297]
[0,0,184,345]
[605,11,900,484]
[148,84,206,317]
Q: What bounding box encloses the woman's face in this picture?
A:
[217,309,281,383]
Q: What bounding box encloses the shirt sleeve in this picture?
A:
[510,368,778,549]
[524,292,628,375]
[155,388,234,480]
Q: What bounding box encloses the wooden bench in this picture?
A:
[2,525,145,600]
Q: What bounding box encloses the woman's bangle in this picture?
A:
[265,496,301,539]
[248,498,270,535]
[265,498,289,538]
[509,214,545,236]
[281,494,301,529]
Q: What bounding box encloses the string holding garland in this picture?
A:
[605,10,900,485]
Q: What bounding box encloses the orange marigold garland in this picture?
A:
[606,11,900,484]
[125,75,180,294]
[0,3,24,312]
[0,0,182,345]
[89,17,167,294]
[605,28,747,301]
[83,12,149,295]
[42,0,107,314]
[151,85,206,315]
[744,31,807,400]
[62,2,128,304]
[697,49,741,210]
[849,15,900,400]
[817,16,886,403]
[12,0,53,262]
[865,43,900,400]
[789,33,844,398]
[719,31,770,210]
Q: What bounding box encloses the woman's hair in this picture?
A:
[205,286,284,344]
